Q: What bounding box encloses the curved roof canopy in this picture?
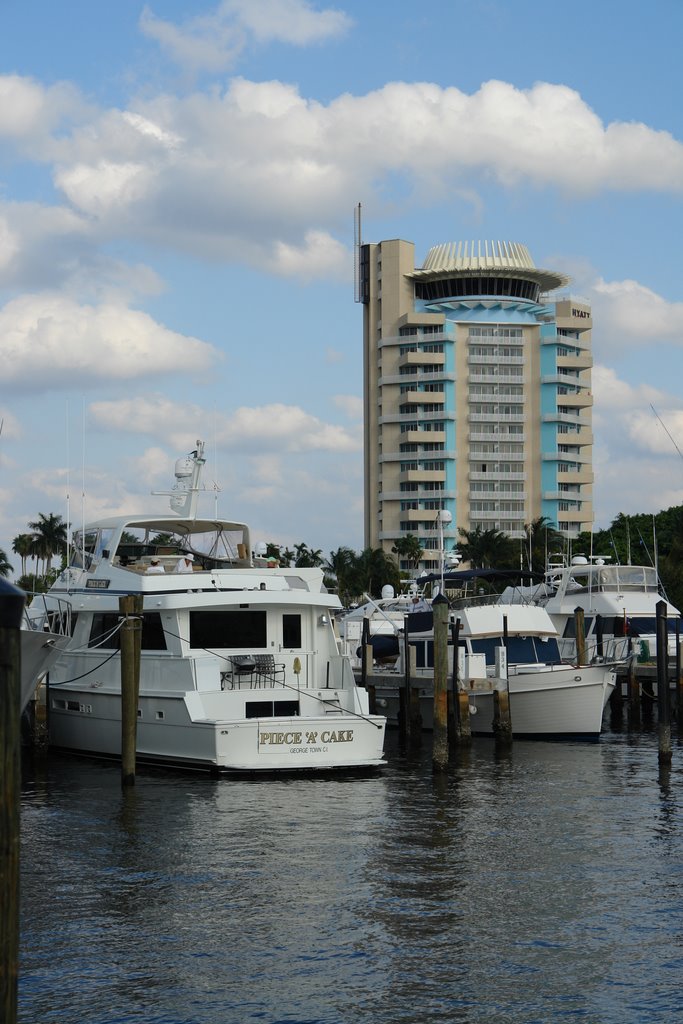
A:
[409,240,570,293]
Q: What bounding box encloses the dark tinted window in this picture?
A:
[189,610,267,649]
[283,614,302,648]
[245,700,300,719]
[88,612,167,651]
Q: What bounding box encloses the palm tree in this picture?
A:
[457,526,516,569]
[0,547,13,578]
[293,542,324,568]
[28,513,67,574]
[391,533,424,571]
[323,547,358,605]
[524,516,563,574]
[355,547,400,599]
[12,533,34,577]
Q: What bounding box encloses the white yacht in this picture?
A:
[337,583,431,669]
[20,621,64,713]
[369,570,617,740]
[34,442,385,772]
[534,557,681,664]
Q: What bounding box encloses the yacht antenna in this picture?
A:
[636,526,655,568]
[81,399,86,569]
[626,516,631,564]
[651,404,683,461]
[65,401,71,566]
[353,202,362,303]
[152,440,206,518]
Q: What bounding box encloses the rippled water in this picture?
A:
[18,721,683,1023]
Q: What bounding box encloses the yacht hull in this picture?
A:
[48,685,385,771]
[373,663,616,740]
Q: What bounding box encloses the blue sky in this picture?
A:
[2,0,683,574]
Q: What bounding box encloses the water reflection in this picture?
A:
[18,731,683,1024]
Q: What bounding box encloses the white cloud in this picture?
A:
[89,395,361,453]
[55,160,156,218]
[0,74,88,155]
[140,0,352,74]
[264,230,349,280]
[590,365,683,523]
[590,277,683,353]
[333,394,362,419]
[0,294,217,391]
[4,71,682,289]
[229,0,352,45]
[33,75,683,286]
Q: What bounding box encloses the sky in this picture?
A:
[2,0,683,575]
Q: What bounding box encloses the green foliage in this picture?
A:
[523,516,564,574]
[457,526,517,569]
[0,547,13,578]
[391,533,424,570]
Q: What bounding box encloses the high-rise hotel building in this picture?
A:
[360,239,594,571]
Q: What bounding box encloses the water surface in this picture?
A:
[18,724,683,1023]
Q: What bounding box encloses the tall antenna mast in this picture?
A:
[651,404,683,461]
[353,202,362,303]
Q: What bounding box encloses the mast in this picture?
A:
[153,441,206,518]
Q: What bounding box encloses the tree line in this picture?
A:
[5,506,683,611]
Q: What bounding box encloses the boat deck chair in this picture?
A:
[225,655,257,689]
[253,654,286,686]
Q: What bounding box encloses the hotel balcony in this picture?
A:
[469,432,526,443]
[380,370,455,386]
[379,411,456,426]
[399,469,446,484]
[398,350,446,368]
[557,468,593,485]
[399,391,446,405]
[542,411,585,426]
[557,391,593,409]
[469,411,525,423]
[469,470,527,481]
[470,509,525,521]
[398,428,446,443]
[468,353,525,365]
[379,489,456,501]
[470,450,525,461]
[542,451,591,464]
[557,353,593,370]
[469,372,524,384]
[558,509,589,525]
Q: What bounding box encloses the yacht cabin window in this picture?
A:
[283,614,302,649]
[189,610,267,649]
[88,612,167,650]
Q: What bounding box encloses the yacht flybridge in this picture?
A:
[35,442,385,772]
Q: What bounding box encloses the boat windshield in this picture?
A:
[70,528,116,569]
[565,565,660,593]
[470,635,562,666]
[113,525,250,566]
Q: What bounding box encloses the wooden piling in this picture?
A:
[627,652,641,729]
[360,617,369,687]
[447,619,460,744]
[432,593,449,771]
[574,607,586,667]
[595,614,604,661]
[0,579,26,1024]
[457,691,472,742]
[493,687,513,746]
[120,595,143,787]
[656,600,672,765]
[678,639,683,737]
[493,615,512,745]
[400,619,410,742]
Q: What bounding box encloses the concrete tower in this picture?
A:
[359,238,594,572]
